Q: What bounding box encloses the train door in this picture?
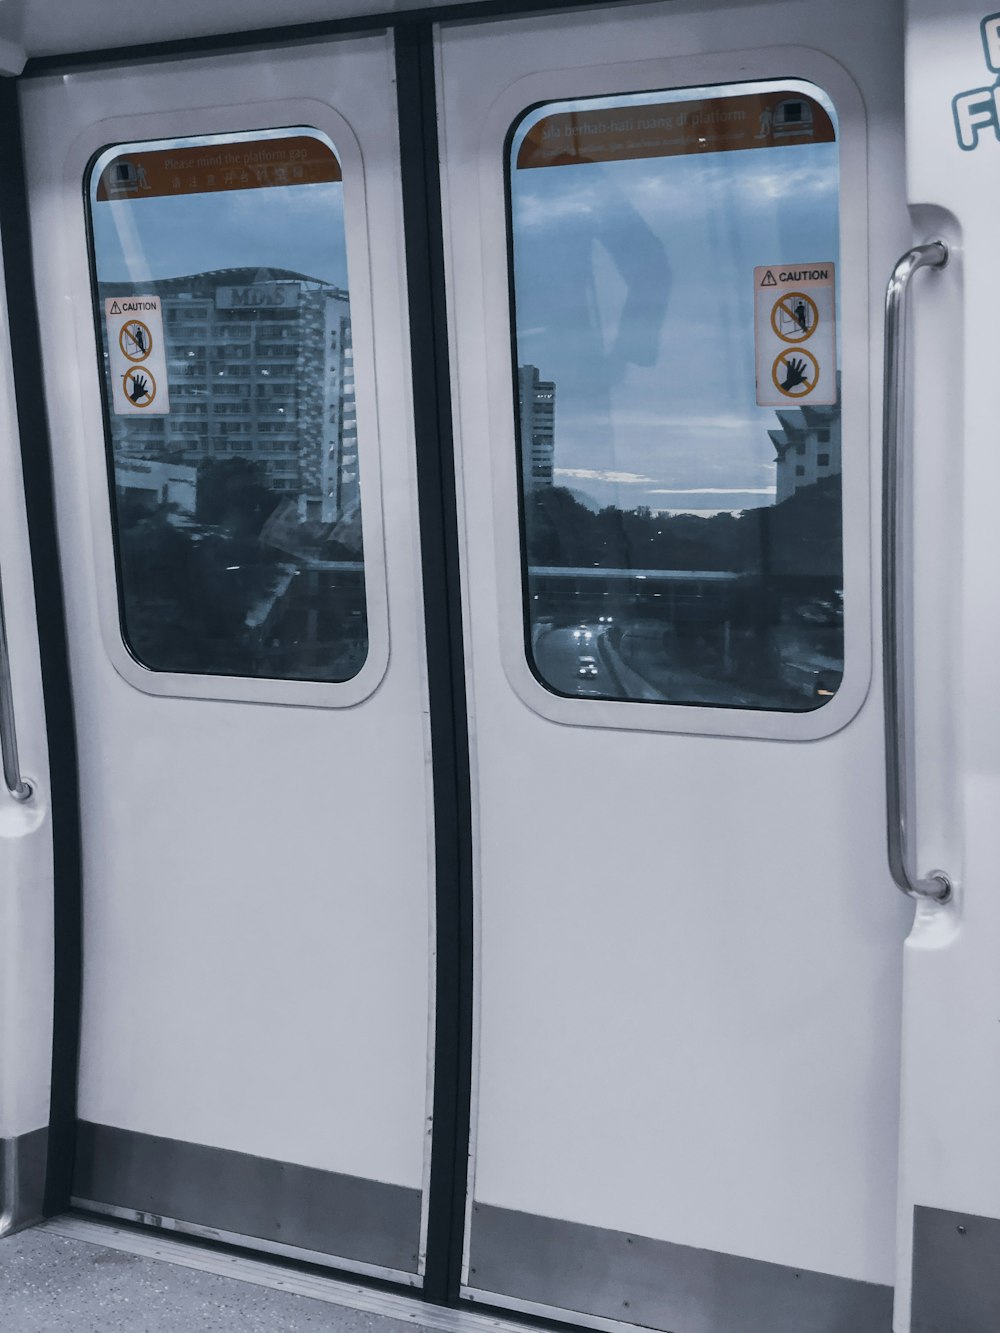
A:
[436,2,947,1329]
[18,35,436,1280]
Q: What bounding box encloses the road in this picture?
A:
[531,617,842,709]
[532,622,613,697]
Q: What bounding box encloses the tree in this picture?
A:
[196,456,279,539]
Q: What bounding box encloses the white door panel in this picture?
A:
[21,33,434,1278]
[438,0,914,1320]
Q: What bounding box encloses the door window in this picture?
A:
[87,128,368,683]
[508,81,843,711]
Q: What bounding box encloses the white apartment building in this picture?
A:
[768,393,842,502]
[102,266,357,524]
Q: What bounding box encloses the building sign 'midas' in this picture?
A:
[215,284,301,309]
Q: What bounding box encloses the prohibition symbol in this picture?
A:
[119,318,153,362]
[772,347,818,398]
[771,291,818,344]
[122,366,157,408]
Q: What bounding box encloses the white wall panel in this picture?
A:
[895,3,1000,1326]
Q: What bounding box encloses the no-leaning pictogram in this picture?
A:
[772,347,819,399]
[119,318,153,362]
[754,263,836,407]
[122,367,157,408]
[770,291,818,343]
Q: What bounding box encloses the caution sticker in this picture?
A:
[754,264,836,406]
[105,296,170,415]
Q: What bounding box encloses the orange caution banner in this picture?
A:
[516,90,835,170]
[96,134,341,201]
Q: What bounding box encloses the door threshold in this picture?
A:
[37,1215,517,1332]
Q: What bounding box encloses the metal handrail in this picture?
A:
[882,242,950,903]
[0,573,32,802]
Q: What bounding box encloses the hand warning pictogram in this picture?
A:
[123,367,157,407]
[771,348,819,398]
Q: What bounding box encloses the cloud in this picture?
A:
[555,467,652,484]
[93,182,350,288]
[515,145,838,236]
[653,507,753,518]
[228,180,343,218]
[578,407,768,434]
[515,187,598,229]
[631,158,837,212]
[646,486,776,495]
[556,410,767,435]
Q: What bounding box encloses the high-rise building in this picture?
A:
[768,393,842,502]
[517,364,556,488]
[101,266,356,524]
[320,295,357,523]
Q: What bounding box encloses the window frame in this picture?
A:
[475,47,873,740]
[68,99,390,708]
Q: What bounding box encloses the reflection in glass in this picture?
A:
[88,129,367,681]
[509,83,843,711]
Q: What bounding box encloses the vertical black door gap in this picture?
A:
[394,23,475,1307]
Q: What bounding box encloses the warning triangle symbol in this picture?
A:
[761,270,777,287]
[110,300,122,314]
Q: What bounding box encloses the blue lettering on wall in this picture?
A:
[953,12,1000,150]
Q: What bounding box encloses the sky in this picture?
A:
[90,129,349,289]
[510,83,841,515]
[87,102,840,519]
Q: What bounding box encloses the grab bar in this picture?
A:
[882,242,949,903]
[0,574,31,802]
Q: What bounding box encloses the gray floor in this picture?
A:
[0,1227,437,1332]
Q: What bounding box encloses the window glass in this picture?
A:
[87,129,367,681]
[508,82,843,710]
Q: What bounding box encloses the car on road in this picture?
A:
[578,655,599,678]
